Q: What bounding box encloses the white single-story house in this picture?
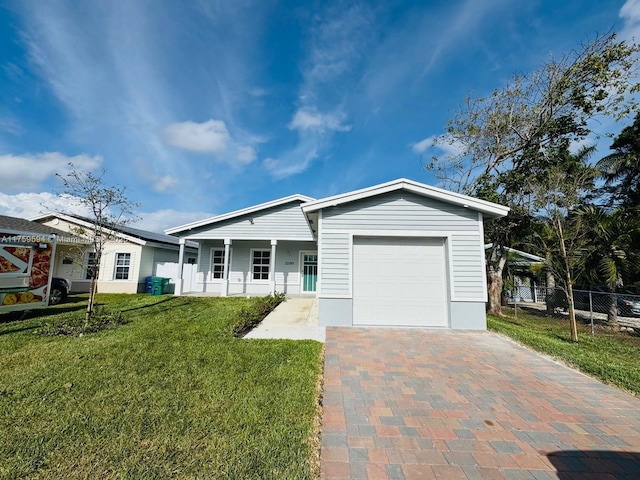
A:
[166,178,509,329]
[31,213,198,294]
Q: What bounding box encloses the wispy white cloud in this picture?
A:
[263,136,320,179]
[138,209,215,234]
[237,146,257,163]
[289,108,351,132]
[421,0,509,74]
[163,120,230,154]
[412,136,435,154]
[303,3,373,86]
[14,0,266,204]
[162,119,257,165]
[412,135,466,157]
[362,0,510,107]
[133,158,179,193]
[0,152,102,192]
[0,192,91,219]
[265,3,370,179]
[620,0,640,40]
[0,190,212,235]
[0,117,23,136]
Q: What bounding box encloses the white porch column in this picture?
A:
[221,238,232,297]
[174,238,186,296]
[270,239,277,294]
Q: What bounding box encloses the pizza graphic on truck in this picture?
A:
[0,230,57,312]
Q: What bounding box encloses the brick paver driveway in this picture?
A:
[321,327,640,479]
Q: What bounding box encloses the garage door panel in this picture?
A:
[353,237,447,327]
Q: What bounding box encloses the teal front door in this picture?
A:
[302,253,318,292]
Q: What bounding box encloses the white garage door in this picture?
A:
[353,237,448,327]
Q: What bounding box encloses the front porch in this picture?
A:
[175,239,318,297]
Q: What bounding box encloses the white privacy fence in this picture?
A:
[154,262,198,293]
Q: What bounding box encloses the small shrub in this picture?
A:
[232,292,286,337]
[38,306,128,337]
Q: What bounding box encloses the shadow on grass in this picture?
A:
[0,302,87,324]
[119,295,179,313]
[0,324,40,336]
[546,450,640,479]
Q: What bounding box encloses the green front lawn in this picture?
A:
[488,310,640,395]
[0,294,323,479]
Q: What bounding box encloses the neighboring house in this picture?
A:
[31,213,198,294]
[495,246,546,302]
[167,178,509,329]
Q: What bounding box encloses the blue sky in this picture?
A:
[0,0,638,233]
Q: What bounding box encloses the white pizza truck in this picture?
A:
[0,229,57,313]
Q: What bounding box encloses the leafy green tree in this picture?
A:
[597,112,640,210]
[528,144,598,341]
[427,33,640,317]
[578,206,640,325]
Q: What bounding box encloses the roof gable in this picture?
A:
[31,213,192,248]
[302,178,509,218]
[166,194,315,235]
[0,215,70,237]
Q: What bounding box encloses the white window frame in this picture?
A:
[113,252,131,280]
[209,247,232,281]
[250,249,271,282]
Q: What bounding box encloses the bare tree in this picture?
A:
[56,165,139,324]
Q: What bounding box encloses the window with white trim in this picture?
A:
[210,248,230,280]
[114,253,131,280]
[251,249,270,281]
[85,251,98,280]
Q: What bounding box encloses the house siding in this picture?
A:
[450,234,485,300]
[98,244,144,294]
[194,240,316,295]
[318,191,485,301]
[183,202,314,241]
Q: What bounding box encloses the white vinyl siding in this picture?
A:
[321,191,478,232]
[195,240,315,295]
[318,231,350,296]
[319,191,485,301]
[184,202,314,241]
[450,234,485,300]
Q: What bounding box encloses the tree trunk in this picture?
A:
[545,253,556,315]
[487,247,508,316]
[85,254,100,326]
[557,218,578,342]
[607,293,619,328]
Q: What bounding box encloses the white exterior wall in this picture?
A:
[98,243,144,294]
[317,191,488,328]
[40,217,193,294]
[195,240,316,295]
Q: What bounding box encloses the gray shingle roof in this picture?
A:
[0,215,71,237]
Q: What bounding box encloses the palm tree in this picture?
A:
[597,113,640,210]
[579,206,640,326]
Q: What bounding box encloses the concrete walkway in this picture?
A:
[244,296,325,342]
[321,327,640,479]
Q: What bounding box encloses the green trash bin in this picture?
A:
[151,276,167,296]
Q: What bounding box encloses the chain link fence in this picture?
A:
[507,285,640,335]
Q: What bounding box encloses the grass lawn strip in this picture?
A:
[488,311,640,396]
[0,294,323,479]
